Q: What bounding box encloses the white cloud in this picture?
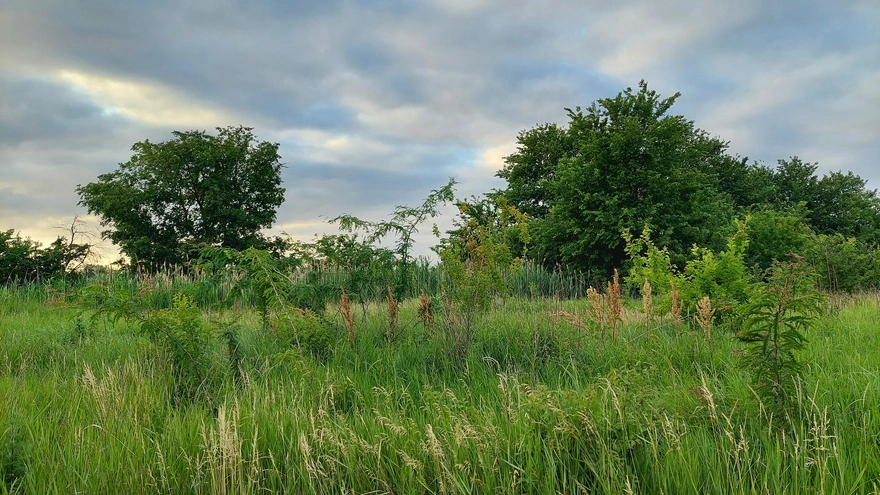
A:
[56,70,241,129]
[591,1,757,79]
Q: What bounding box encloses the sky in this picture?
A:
[2,0,879,262]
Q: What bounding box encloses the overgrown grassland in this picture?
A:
[1,291,879,494]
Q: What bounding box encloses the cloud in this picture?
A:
[56,70,242,129]
[1,0,878,260]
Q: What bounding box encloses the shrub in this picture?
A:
[274,308,335,363]
[737,256,823,419]
[743,207,812,274]
[803,233,880,292]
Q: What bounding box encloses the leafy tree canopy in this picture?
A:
[768,158,880,243]
[0,229,91,284]
[500,81,735,274]
[77,126,285,269]
[496,82,880,276]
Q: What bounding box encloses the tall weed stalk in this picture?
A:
[737,256,824,419]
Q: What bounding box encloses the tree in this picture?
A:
[435,195,528,360]
[501,81,735,274]
[743,208,812,273]
[711,157,776,210]
[810,170,880,243]
[766,157,880,244]
[77,126,285,269]
[770,157,818,209]
[0,229,91,284]
[497,123,575,219]
[329,178,456,298]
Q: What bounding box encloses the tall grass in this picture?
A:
[1,285,879,493]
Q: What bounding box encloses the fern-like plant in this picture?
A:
[737,256,823,419]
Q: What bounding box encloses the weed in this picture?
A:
[417,288,435,334]
[340,288,356,350]
[695,296,714,344]
[737,256,824,420]
[386,286,399,343]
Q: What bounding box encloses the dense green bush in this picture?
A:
[804,234,880,292]
[0,229,90,284]
[743,208,812,274]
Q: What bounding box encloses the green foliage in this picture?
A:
[274,309,335,363]
[743,207,812,273]
[769,158,880,244]
[437,196,528,360]
[623,225,676,295]
[500,81,735,274]
[496,123,575,219]
[0,229,91,284]
[199,246,337,359]
[145,293,214,403]
[769,157,819,209]
[803,233,880,292]
[496,84,880,278]
[737,257,824,419]
[76,126,285,269]
[75,278,217,404]
[286,234,398,303]
[679,223,753,316]
[330,178,456,299]
[0,418,30,493]
[712,157,777,210]
[810,169,880,243]
[3,278,880,493]
[625,221,754,320]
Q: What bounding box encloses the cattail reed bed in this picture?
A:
[1,281,879,493]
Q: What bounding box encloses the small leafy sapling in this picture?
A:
[436,196,529,361]
[330,179,456,299]
[737,255,823,420]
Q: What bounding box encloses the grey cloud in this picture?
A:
[0,75,126,147]
[2,0,878,255]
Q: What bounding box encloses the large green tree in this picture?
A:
[495,123,575,219]
[763,157,880,244]
[500,81,736,274]
[77,126,285,268]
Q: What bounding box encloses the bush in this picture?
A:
[737,256,823,419]
[743,208,812,274]
[803,234,880,292]
[274,309,336,363]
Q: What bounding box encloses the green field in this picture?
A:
[1,284,879,494]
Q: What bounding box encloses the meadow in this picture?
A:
[1,271,879,494]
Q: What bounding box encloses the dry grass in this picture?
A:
[340,288,355,349]
[696,295,714,343]
[386,285,399,341]
[670,281,682,329]
[548,310,590,333]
